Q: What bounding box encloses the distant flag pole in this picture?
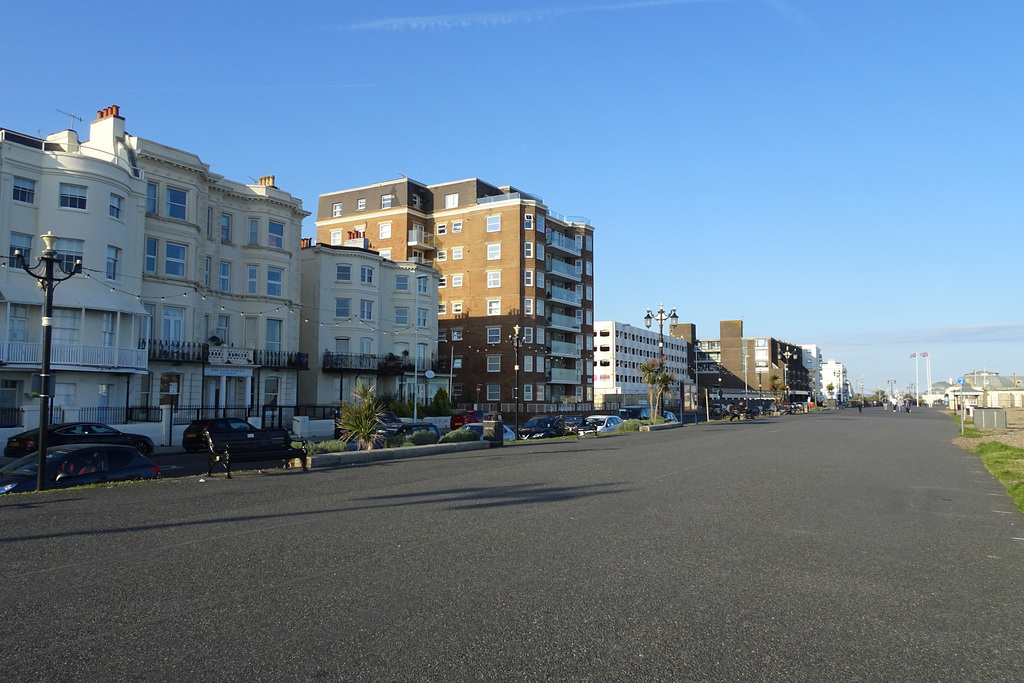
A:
[912,353,920,405]
[922,352,931,399]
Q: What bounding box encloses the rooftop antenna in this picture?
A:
[56,109,84,131]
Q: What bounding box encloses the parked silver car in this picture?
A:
[581,415,623,434]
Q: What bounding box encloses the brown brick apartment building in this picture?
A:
[316,178,595,415]
[672,320,810,404]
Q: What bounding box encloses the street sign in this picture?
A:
[957,377,965,385]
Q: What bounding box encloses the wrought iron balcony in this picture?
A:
[254,349,309,370]
[142,339,209,363]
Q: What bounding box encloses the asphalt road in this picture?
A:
[3,408,1023,682]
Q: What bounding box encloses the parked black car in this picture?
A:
[182,417,284,453]
[0,443,161,494]
[375,422,440,442]
[4,422,155,458]
[518,416,567,440]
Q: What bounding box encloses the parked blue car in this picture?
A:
[0,443,161,494]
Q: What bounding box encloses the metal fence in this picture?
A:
[0,406,23,428]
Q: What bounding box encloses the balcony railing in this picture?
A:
[208,347,253,365]
[547,312,582,331]
[253,349,309,370]
[546,231,582,256]
[547,259,581,281]
[322,351,451,374]
[0,341,147,370]
[548,286,582,307]
[546,368,583,384]
[406,229,436,250]
[142,339,209,363]
[547,340,582,358]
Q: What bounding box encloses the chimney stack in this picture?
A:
[95,105,122,121]
[258,175,276,188]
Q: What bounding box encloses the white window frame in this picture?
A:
[436,223,447,235]
[165,243,187,278]
[451,274,463,287]
[247,265,258,294]
[487,299,501,316]
[332,202,343,217]
[487,271,501,288]
[166,187,187,220]
[109,193,123,220]
[452,247,463,260]
[486,215,501,232]
[267,267,283,297]
[379,222,391,239]
[487,243,501,260]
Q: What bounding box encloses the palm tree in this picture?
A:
[337,381,385,450]
[639,357,675,420]
[638,359,661,419]
[768,374,783,403]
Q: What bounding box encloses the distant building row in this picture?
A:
[0,107,596,428]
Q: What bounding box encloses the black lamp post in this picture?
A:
[507,324,524,435]
[18,232,81,491]
[644,303,678,418]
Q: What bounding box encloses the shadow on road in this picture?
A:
[356,482,630,510]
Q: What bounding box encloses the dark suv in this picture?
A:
[518,416,567,440]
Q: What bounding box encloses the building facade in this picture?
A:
[316,178,595,411]
[800,344,823,403]
[0,106,309,427]
[593,320,693,410]
[820,359,848,402]
[296,238,442,405]
[0,113,149,424]
[674,320,810,404]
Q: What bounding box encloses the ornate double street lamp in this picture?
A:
[17,232,82,491]
[644,303,678,417]
[507,324,524,433]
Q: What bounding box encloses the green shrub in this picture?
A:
[618,419,644,432]
[384,435,406,448]
[407,430,439,446]
[440,428,480,443]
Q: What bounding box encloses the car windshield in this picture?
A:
[0,450,70,476]
[523,418,554,428]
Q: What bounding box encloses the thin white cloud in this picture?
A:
[346,0,731,32]
[761,0,821,39]
[825,323,1024,348]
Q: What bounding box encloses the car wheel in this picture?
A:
[134,439,153,455]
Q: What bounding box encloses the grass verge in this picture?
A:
[974,441,1024,514]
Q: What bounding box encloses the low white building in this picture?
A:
[594,320,693,410]
[297,239,443,406]
[821,358,848,402]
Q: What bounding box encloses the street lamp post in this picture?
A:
[644,303,678,418]
[508,324,524,434]
[412,273,428,421]
[18,232,81,491]
[780,349,794,404]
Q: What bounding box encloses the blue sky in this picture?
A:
[4,0,1022,394]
